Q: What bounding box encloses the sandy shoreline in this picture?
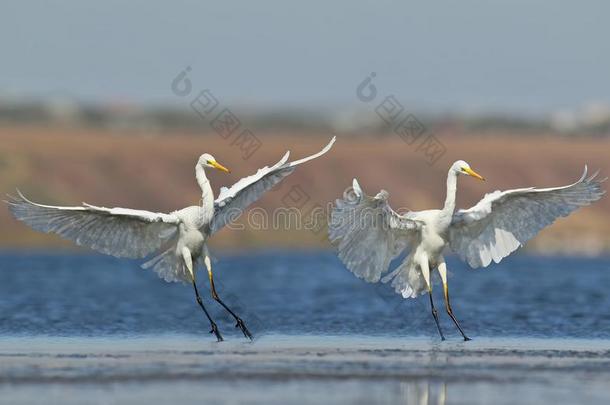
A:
[0,335,609,404]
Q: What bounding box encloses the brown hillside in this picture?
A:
[1,125,609,253]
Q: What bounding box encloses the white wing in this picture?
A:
[6,190,180,258]
[329,179,422,282]
[449,167,606,268]
[208,136,335,234]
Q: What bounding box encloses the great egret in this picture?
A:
[329,161,605,341]
[7,137,335,341]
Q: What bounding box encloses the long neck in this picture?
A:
[443,170,458,215]
[196,165,214,207]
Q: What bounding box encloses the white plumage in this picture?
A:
[7,136,335,341]
[329,160,605,340]
[449,168,605,268]
[6,193,181,259]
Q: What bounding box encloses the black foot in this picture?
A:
[235,318,253,340]
[440,336,446,341]
[209,323,224,342]
[463,336,472,342]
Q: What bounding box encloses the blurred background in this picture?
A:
[2,3,610,403]
[1,0,610,253]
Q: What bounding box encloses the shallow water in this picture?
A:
[0,251,609,404]
[0,335,609,404]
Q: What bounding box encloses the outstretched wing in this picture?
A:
[6,191,180,258]
[208,136,335,234]
[449,167,606,268]
[329,179,422,283]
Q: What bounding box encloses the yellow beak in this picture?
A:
[209,160,230,173]
[464,167,485,181]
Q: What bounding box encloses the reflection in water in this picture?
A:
[400,381,447,405]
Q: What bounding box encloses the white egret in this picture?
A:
[7,137,335,341]
[329,161,605,341]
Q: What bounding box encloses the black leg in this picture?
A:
[429,290,446,341]
[209,273,253,340]
[192,281,223,342]
[443,285,471,341]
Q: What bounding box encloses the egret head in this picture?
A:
[451,160,485,181]
[198,153,230,173]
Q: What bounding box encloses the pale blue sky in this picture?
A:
[1,1,609,116]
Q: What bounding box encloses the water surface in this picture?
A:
[0,251,608,339]
[0,251,609,404]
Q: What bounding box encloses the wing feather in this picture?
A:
[329,179,422,282]
[449,166,606,268]
[6,191,180,258]
[208,137,335,234]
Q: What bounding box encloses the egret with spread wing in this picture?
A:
[329,161,605,341]
[7,137,335,341]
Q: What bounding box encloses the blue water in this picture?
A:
[0,251,609,339]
